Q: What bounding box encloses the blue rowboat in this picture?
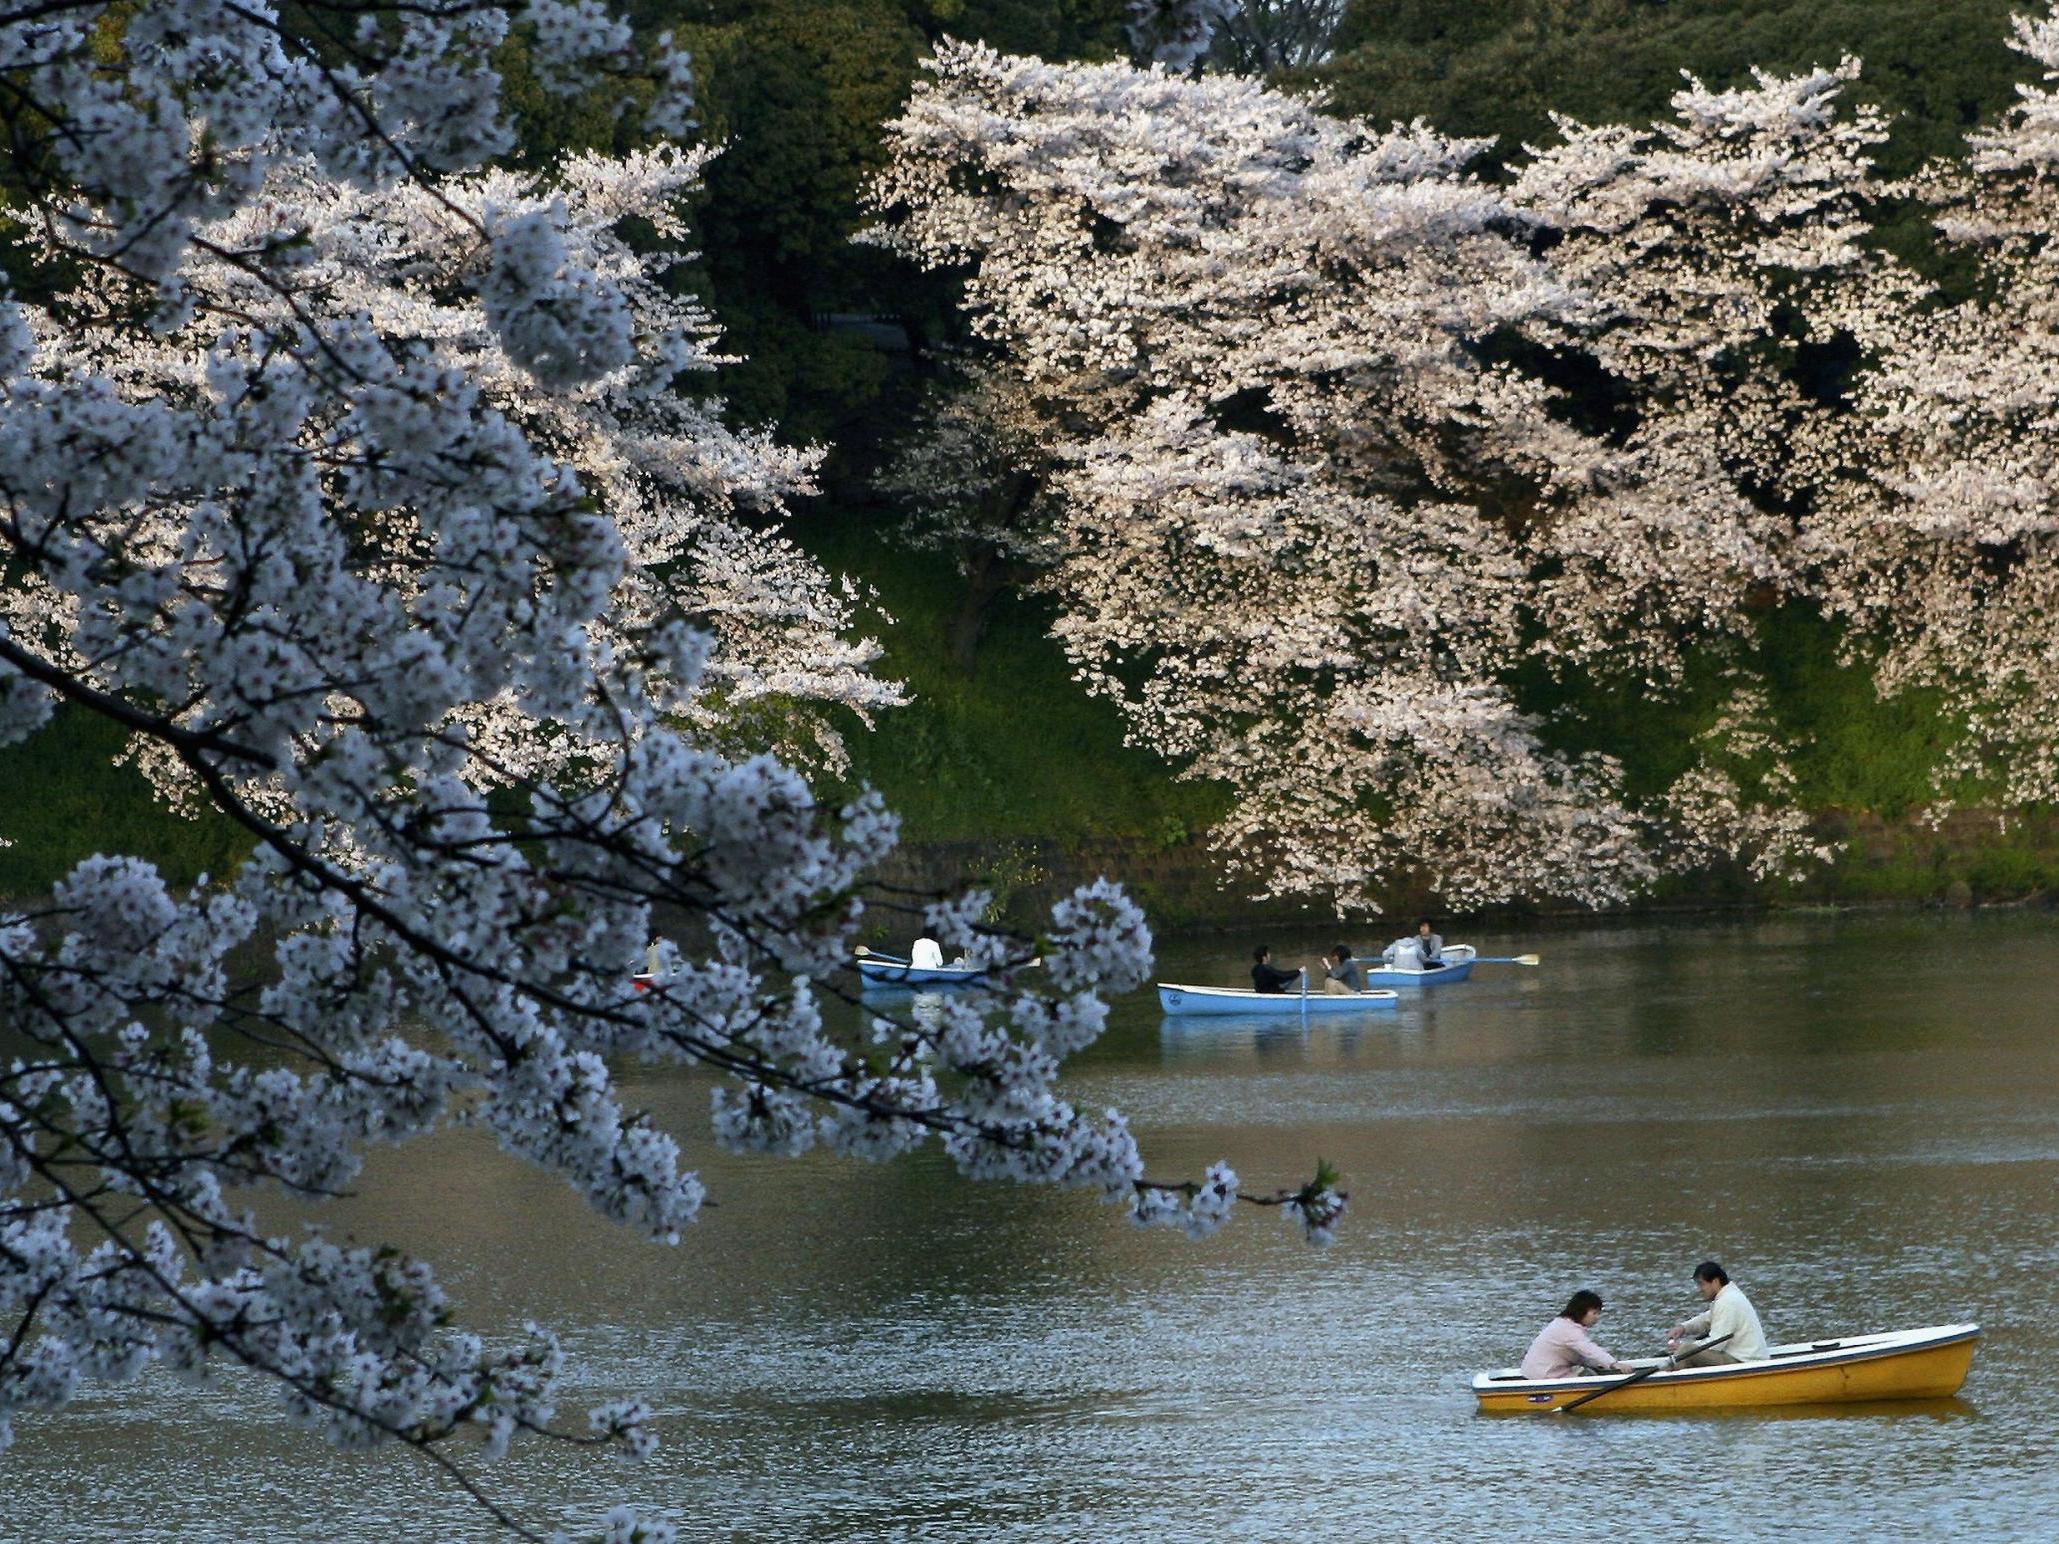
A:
[1364,943,1476,988]
[1157,982,1400,1016]
[856,952,990,987]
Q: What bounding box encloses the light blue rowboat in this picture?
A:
[1157,982,1400,1016]
[1363,943,1477,988]
[856,952,989,987]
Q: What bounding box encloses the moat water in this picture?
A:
[6,911,2056,1541]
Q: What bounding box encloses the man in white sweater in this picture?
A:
[1668,1260,1769,1365]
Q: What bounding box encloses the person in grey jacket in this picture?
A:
[1413,918,1443,966]
[1324,945,1369,993]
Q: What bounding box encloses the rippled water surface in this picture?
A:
[7,912,2059,1541]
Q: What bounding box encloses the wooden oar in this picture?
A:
[1472,954,1541,966]
[1551,1332,1734,1415]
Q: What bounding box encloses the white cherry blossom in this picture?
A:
[0,5,1331,1537]
[867,38,1990,913]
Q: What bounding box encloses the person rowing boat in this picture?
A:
[1250,945,1304,995]
[1667,1260,1769,1365]
[1413,918,1443,967]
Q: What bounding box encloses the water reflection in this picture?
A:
[1156,1015,1431,1072]
[6,912,2059,1541]
[854,984,953,1025]
[1490,1395,1982,1425]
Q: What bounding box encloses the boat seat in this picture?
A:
[1770,1341,1846,1359]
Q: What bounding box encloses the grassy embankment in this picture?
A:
[0,709,249,896]
[804,519,1230,846]
[814,516,2059,916]
[1527,607,2058,907]
[6,530,2057,917]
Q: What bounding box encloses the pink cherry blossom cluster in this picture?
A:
[869,26,2054,913]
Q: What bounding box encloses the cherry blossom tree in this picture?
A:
[20,142,902,794]
[870,41,1872,911]
[1808,4,2059,813]
[0,3,1340,1536]
[875,12,2059,913]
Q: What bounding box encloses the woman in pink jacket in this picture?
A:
[1521,1290,1635,1379]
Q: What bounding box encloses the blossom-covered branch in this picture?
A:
[0,1,1334,1536]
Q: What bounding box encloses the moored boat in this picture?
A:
[1157,982,1400,1015]
[1471,1323,1979,1413]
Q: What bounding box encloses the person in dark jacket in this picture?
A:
[1251,945,1303,994]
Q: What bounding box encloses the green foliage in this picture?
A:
[1521,606,1967,817]
[903,0,1131,58]
[0,709,250,896]
[1750,608,1966,817]
[805,512,1231,844]
[1783,815,2059,905]
[968,840,1052,922]
[658,1,933,442]
[1967,842,2052,895]
[694,291,900,444]
[683,1,923,280]
[635,0,1133,448]
[498,35,658,164]
[1318,0,2024,177]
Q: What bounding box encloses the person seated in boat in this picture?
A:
[1667,1260,1769,1365]
[1413,918,1444,966]
[1323,945,1369,994]
[1380,920,1443,971]
[1521,1290,1635,1379]
[910,937,946,970]
[1250,945,1303,995]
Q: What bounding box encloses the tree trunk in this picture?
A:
[948,544,1014,673]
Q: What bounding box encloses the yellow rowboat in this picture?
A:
[1472,1323,1979,1414]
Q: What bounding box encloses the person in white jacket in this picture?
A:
[1667,1260,1769,1364]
